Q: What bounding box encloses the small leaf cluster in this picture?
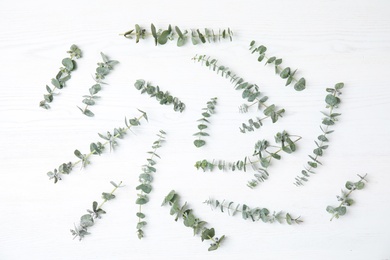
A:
[193,54,284,132]
[326,174,367,221]
[70,181,123,241]
[294,83,344,186]
[194,131,301,188]
[122,24,233,47]
[249,40,306,91]
[204,199,302,224]
[162,190,225,251]
[47,110,148,183]
[193,97,217,148]
[136,130,166,239]
[134,79,185,112]
[39,45,82,109]
[240,104,285,133]
[78,52,119,117]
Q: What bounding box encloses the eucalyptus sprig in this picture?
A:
[39,44,82,109]
[249,40,306,91]
[193,97,217,148]
[162,190,225,251]
[204,198,302,224]
[70,181,123,241]
[121,24,233,47]
[192,54,285,133]
[294,83,344,186]
[136,130,166,239]
[326,174,368,221]
[78,52,119,117]
[134,79,185,112]
[194,131,301,188]
[47,110,148,183]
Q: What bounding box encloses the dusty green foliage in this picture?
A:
[78,52,119,117]
[70,181,123,241]
[193,97,217,148]
[134,79,185,112]
[204,198,302,224]
[121,24,233,47]
[162,190,225,251]
[195,131,301,189]
[136,130,166,239]
[39,45,82,109]
[47,110,148,183]
[249,40,306,91]
[294,83,344,186]
[192,54,285,133]
[326,174,368,221]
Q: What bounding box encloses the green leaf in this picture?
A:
[198,124,208,130]
[136,221,147,229]
[136,184,152,194]
[80,214,94,227]
[136,212,145,218]
[336,206,347,216]
[356,182,365,190]
[294,78,306,91]
[136,197,149,205]
[266,56,276,64]
[82,98,95,106]
[158,30,170,45]
[326,206,335,213]
[183,212,196,227]
[280,67,290,79]
[162,190,176,206]
[322,118,335,126]
[151,24,158,45]
[62,58,74,71]
[201,228,215,241]
[134,79,145,90]
[275,58,282,66]
[83,109,95,117]
[345,181,354,190]
[325,94,340,106]
[335,82,344,90]
[313,148,323,156]
[194,139,206,148]
[102,192,115,200]
[51,78,62,89]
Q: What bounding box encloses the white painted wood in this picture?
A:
[0,0,389,259]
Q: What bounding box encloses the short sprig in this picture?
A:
[326,174,368,221]
[47,110,148,183]
[194,131,301,188]
[121,24,233,47]
[294,83,344,186]
[192,54,285,132]
[78,52,119,117]
[204,198,302,224]
[70,181,123,241]
[39,44,82,109]
[136,130,166,239]
[193,97,217,148]
[162,190,225,251]
[134,79,185,112]
[249,40,306,91]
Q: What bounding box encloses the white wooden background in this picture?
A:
[1,0,389,259]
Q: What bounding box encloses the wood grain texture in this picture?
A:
[1,0,390,259]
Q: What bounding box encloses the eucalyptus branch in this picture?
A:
[326,174,368,221]
[193,97,217,148]
[121,24,233,47]
[204,198,302,224]
[136,130,166,239]
[47,110,148,183]
[39,45,82,109]
[194,131,301,188]
[249,40,306,91]
[78,52,119,117]
[192,54,285,132]
[134,79,185,112]
[70,181,123,241]
[294,83,344,186]
[162,190,225,251]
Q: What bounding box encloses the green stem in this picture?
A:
[72,113,146,168]
[98,181,122,209]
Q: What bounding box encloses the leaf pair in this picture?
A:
[193,97,217,147]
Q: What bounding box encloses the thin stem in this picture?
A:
[72,113,146,168]
[263,54,299,84]
[98,181,122,209]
